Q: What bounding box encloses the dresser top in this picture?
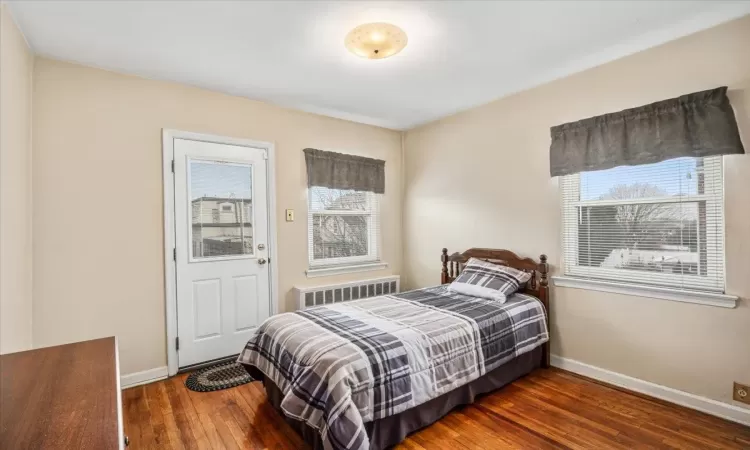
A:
[0,337,121,449]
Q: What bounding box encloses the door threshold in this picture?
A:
[178,354,240,374]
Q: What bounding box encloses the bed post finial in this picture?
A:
[441,248,450,284]
[539,254,549,286]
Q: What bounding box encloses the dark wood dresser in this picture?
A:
[0,337,126,449]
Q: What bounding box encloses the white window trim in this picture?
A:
[565,265,722,292]
[306,261,389,278]
[307,189,384,276]
[560,156,727,295]
[552,275,737,308]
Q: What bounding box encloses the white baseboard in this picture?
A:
[551,355,750,426]
[121,366,169,389]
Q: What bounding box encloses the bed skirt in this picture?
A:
[242,346,542,450]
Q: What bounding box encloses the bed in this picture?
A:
[239,248,550,450]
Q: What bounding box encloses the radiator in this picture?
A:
[293,276,401,310]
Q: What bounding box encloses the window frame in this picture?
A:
[560,156,726,293]
[307,186,381,270]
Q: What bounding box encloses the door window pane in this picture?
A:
[190,160,253,258]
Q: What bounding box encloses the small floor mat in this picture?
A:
[185,361,253,392]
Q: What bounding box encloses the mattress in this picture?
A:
[238,285,549,450]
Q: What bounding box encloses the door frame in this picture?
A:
[162,129,279,376]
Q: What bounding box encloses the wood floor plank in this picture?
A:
[123,368,750,450]
[230,387,291,450]
[514,375,661,444]
[478,397,591,449]
[194,414,224,450]
[525,370,745,446]
[167,377,210,449]
[123,388,145,448]
[209,407,241,450]
[438,410,521,449]
[181,377,226,450]
[217,404,253,449]
[154,381,186,450]
[223,392,267,449]
[459,406,566,449]
[496,384,647,449]
[134,385,156,448]
[395,440,426,450]
[540,369,748,438]
[145,382,173,449]
[164,377,199,450]
[242,381,307,450]
[408,425,472,450]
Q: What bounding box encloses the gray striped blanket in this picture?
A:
[237,285,548,450]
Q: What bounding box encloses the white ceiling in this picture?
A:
[8,1,750,130]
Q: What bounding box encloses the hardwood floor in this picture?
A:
[122,368,750,449]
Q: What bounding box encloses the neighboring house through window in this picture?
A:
[307,186,380,269]
[192,197,253,257]
[560,156,725,293]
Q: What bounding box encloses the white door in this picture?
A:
[173,138,271,368]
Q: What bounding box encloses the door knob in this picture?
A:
[258,258,267,265]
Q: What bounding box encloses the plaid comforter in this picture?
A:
[237,285,548,450]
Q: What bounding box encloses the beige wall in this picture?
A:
[0,5,33,354]
[403,16,750,407]
[32,58,402,374]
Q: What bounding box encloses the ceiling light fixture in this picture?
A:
[345,23,408,60]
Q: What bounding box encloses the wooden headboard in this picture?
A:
[440,247,550,368]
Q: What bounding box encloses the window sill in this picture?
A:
[551,276,738,309]
[306,262,388,278]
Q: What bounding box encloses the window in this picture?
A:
[308,186,380,268]
[189,160,253,259]
[561,156,725,293]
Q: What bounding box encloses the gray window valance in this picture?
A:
[304,148,385,194]
[549,87,745,177]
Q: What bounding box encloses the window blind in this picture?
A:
[561,156,725,293]
[308,186,380,268]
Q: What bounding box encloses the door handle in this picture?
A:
[258,258,267,265]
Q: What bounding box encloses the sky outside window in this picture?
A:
[580,157,698,200]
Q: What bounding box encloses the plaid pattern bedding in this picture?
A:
[238,285,548,450]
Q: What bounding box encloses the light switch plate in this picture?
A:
[286,209,294,222]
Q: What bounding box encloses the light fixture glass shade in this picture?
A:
[345,23,407,60]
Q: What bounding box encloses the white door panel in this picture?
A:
[233,275,260,332]
[174,138,270,367]
[192,279,222,339]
